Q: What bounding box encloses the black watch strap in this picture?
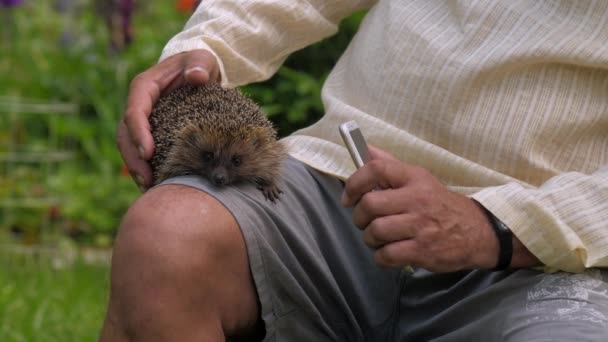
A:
[475,201,513,271]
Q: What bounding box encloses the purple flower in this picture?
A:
[93,0,136,52]
[54,0,74,13]
[120,0,134,44]
[0,0,24,7]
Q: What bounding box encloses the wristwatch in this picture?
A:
[474,201,513,271]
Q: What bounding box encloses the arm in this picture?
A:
[342,147,608,273]
[341,147,540,273]
[472,164,608,273]
[161,0,378,87]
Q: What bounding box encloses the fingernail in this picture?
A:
[138,145,145,159]
[185,67,209,81]
[185,66,205,74]
[135,174,146,188]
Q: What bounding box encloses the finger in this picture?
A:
[363,214,416,249]
[164,49,220,93]
[123,61,183,160]
[184,49,220,84]
[352,188,408,228]
[368,145,399,162]
[117,120,152,189]
[374,239,421,268]
[342,159,409,207]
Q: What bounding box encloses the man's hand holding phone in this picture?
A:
[339,121,501,273]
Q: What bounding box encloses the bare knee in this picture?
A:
[100,185,259,341]
[115,184,244,271]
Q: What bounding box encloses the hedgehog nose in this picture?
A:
[212,174,226,186]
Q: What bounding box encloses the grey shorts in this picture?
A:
[161,158,608,341]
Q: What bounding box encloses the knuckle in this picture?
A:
[367,217,381,233]
[377,245,399,265]
[368,216,390,238]
[407,211,423,225]
[414,191,432,207]
[116,124,128,148]
[422,184,436,196]
[415,236,431,250]
[352,209,366,229]
[196,49,217,66]
[366,221,383,242]
[198,48,214,59]
[410,165,430,178]
[129,73,147,89]
[363,231,377,248]
[411,180,436,202]
[359,193,378,212]
[343,181,356,198]
[368,159,386,174]
[123,108,136,122]
[380,246,399,264]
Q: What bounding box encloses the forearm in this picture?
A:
[160,0,378,87]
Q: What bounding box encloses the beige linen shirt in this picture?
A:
[161,1,608,273]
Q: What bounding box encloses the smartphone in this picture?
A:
[339,120,370,169]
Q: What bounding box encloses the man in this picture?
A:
[101,1,608,341]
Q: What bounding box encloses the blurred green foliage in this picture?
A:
[0,1,363,245]
[0,254,109,341]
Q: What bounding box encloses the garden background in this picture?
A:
[0,0,363,340]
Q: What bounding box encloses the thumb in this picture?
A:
[183,49,220,85]
[368,145,398,161]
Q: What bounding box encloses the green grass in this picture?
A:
[0,253,110,342]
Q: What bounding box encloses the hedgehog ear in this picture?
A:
[249,128,263,148]
[244,128,260,148]
[178,125,204,148]
[181,127,198,144]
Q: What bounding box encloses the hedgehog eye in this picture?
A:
[231,156,241,167]
[202,151,214,162]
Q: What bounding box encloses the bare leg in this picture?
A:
[99,185,261,341]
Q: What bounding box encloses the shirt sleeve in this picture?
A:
[472,164,608,273]
[160,0,377,88]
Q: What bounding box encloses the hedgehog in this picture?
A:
[149,83,287,201]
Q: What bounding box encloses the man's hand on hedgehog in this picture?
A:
[117,49,220,191]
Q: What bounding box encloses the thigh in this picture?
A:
[396,268,608,342]
[161,158,403,342]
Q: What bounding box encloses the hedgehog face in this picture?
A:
[198,147,244,186]
[150,84,287,191]
[161,124,268,187]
